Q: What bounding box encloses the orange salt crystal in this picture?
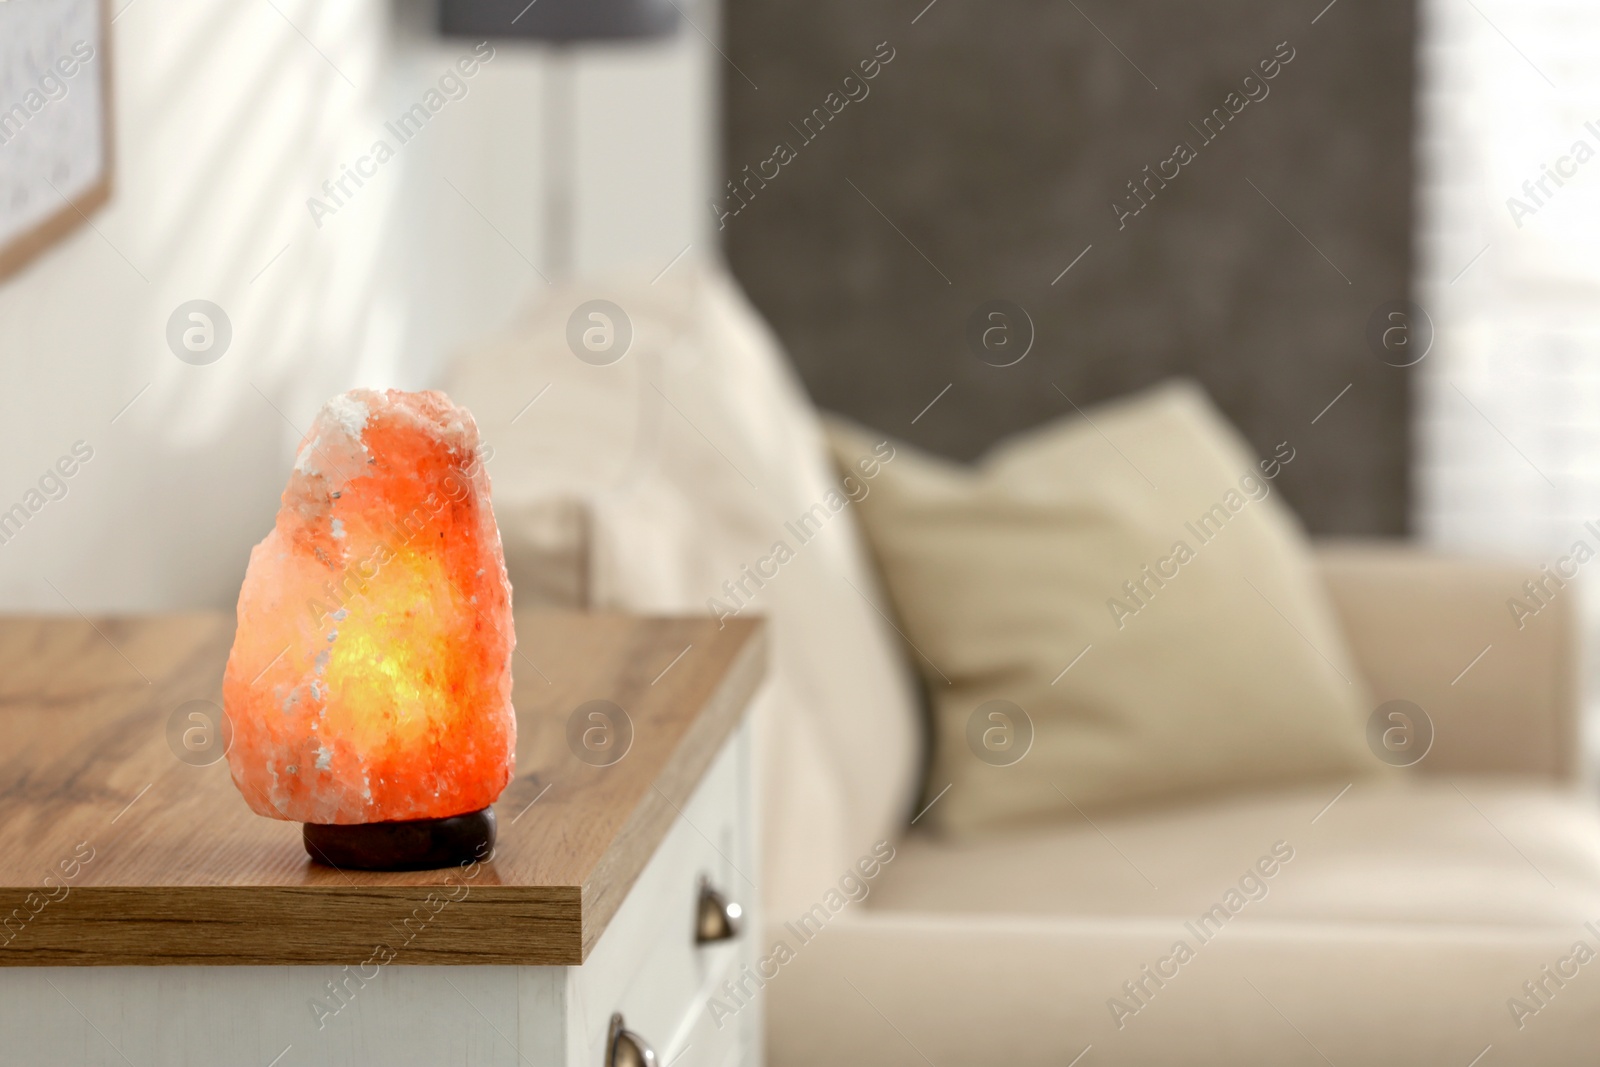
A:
[223,389,515,825]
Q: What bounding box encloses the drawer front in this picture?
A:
[656,948,749,1067]
[559,717,759,1066]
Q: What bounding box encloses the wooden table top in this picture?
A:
[0,611,765,967]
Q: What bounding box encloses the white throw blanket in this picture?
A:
[442,260,922,917]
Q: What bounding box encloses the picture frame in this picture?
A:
[0,0,114,283]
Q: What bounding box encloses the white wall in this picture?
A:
[0,0,716,612]
[1415,0,1600,552]
[1414,0,1600,767]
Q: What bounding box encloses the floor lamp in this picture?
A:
[440,0,681,280]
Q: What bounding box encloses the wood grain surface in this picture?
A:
[0,611,766,966]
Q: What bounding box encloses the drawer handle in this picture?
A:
[695,877,743,944]
[607,1013,657,1067]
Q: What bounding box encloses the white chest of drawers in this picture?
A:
[0,612,767,1067]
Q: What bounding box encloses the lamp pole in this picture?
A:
[544,46,575,280]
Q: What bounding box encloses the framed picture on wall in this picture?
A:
[0,0,113,283]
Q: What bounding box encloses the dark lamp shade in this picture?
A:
[439,0,680,42]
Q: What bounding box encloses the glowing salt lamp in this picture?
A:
[222,389,516,870]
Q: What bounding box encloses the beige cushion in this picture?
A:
[441,261,923,916]
[827,381,1376,835]
[765,780,1600,1065]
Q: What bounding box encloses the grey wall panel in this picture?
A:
[721,0,1416,535]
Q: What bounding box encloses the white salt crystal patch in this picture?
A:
[331,608,348,621]
[322,392,371,442]
[314,745,332,771]
[331,518,345,539]
[293,436,322,475]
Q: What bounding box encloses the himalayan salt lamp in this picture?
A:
[222,389,516,870]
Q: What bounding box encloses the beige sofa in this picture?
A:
[764,543,1600,1066]
[446,265,1600,1065]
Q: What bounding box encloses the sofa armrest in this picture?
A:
[497,496,591,610]
[1314,540,1581,782]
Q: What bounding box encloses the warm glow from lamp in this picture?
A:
[222,389,515,869]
